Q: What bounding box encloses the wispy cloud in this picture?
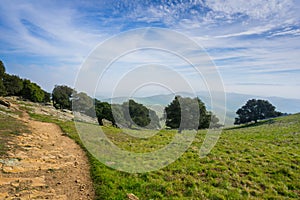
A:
[0,1,106,60]
[205,0,295,20]
[214,25,275,38]
[0,0,299,98]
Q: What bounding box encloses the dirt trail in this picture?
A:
[0,103,95,199]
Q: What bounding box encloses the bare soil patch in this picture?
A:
[0,100,94,199]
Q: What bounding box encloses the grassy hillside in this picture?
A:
[29,110,300,199]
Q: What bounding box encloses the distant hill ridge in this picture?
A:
[98,91,300,126]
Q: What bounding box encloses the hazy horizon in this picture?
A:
[96,90,300,101]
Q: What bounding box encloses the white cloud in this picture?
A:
[0,0,299,99]
[205,0,295,20]
[270,28,300,37]
[0,1,106,61]
[214,24,275,38]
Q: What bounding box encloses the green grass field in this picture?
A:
[28,112,300,199]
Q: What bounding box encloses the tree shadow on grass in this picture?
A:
[226,119,275,130]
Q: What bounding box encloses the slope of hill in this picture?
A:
[75,113,300,199]
[1,98,299,199]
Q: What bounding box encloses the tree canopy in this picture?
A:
[115,100,159,129]
[234,99,282,125]
[123,99,151,128]
[95,100,116,126]
[52,85,75,110]
[3,74,23,96]
[0,61,5,77]
[0,60,49,102]
[21,79,46,103]
[164,96,220,132]
[93,99,160,129]
[0,61,6,96]
[43,91,51,103]
[164,96,181,129]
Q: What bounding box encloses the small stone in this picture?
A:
[49,189,55,193]
[79,184,86,191]
[127,193,139,200]
[102,119,113,127]
[11,182,19,187]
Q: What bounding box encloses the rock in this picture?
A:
[0,177,18,186]
[0,158,19,166]
[79,184,86,191]
[62,109,72,114]
[127,193,139,200]
[3,166,25,173]
[74,112,98,124]
[11,182,19,187]
[102,119,113,127]
[31,176,46,187]
[0,99,10,108]
[57,154,63,159]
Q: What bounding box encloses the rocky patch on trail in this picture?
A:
[0,98,95,199]
[1,96,98,124]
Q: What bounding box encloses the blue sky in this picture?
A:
[0,0,299,98]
